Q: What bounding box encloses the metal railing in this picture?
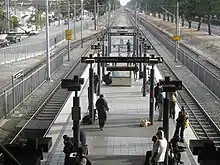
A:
[137,13,220,101]
[0,53,63,120]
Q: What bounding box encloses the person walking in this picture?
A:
[95,94,109,130]
[154,83,161,111]
[173,106,188,142]
[151,130,168,165]
[169,91,178,119]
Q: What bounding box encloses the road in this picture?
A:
[0,18,94,56]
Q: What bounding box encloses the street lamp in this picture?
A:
[46,0,51,80]
[81,0,83,48]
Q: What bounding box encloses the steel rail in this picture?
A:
[127,10,220,148]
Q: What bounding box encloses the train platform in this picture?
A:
[42,54,199,165]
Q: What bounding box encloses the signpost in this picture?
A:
[65,30,72,40]
[108,32,136,36]
[81,56,163,63]
[106,66,139,71]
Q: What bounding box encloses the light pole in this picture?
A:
[46,0,51,80]
[94,0,97,30]
[67,0,70,61]
[74,1,76,39]
[81,0,84,48]
[175,1,180,62]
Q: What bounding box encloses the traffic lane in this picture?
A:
[1,21,92,55]
[12,19,92,46]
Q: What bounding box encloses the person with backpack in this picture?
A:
[73,147,92,165]
[63,135,74,165]
[154,83,161,111]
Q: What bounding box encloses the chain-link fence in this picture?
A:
[0,53,63,120]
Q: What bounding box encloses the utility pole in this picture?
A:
[175,1,179,62]
[94,0,97,30]
[46,0,51,80]
[81,0,84,48]
[74,1,76,39]
[97,3,99,31]
[35,4,38,30]
[14,0,17,15]
[135,2,137,29]
[57,0,61,26]
[67,0,70,61]
[6,0,10,32]
[108,1,110,28]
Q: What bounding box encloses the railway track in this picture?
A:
[127,11,220,148]
[2,17,117,146]
[0,33,101,95]
[4,38,97,145]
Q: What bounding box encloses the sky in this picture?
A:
[120,0,130,6]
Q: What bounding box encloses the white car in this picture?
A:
[29,30,40,35]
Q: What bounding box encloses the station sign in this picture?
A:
[106,66,139,71]
[65,30,72,40]
[172,35,180,41]
[108,32,137,36]
[81,57,163,63]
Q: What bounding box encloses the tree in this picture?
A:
[0,3,7,33]
[11,16,19,30]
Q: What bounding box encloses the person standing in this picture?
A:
[95,94,109,130]
[151,130,168,165]
[169,91,178,119]
[145,135,158,165]
[126,40,131,56]
[173,106,188,142]
[93,72,99,94]
[157,91,165,121]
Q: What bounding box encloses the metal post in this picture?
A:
[46,0,51,80]
[14,0,17,15]
[12,76,15,109]
[58,0,61,26]
[74,1,76,39]
[163,96,169,165]
[136,30,139,58]
[97,3,99,31]
[73,91,80,151]
[89,63,94,122]
[97,51,101,96]
[102,38,105,77]
[81,0,83,48]
[6,0,10,33]
[149,64,155,124]
[108,1,110,28]
[67,0,70,61]
[175,1,179,62]
[94,0,97,30]
[139,41,142,79]
[135,2,137,29]
[108,33,111,56]
[143,52,146,97]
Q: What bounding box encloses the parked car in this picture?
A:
[6,34,21,43]
[0,39,10,48]
[29,30,40,35]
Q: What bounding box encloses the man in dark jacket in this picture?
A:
[95,94,109,130]
[102,72,112,85]
[154,83,161,111]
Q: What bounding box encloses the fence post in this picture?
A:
[4,91,8,117]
